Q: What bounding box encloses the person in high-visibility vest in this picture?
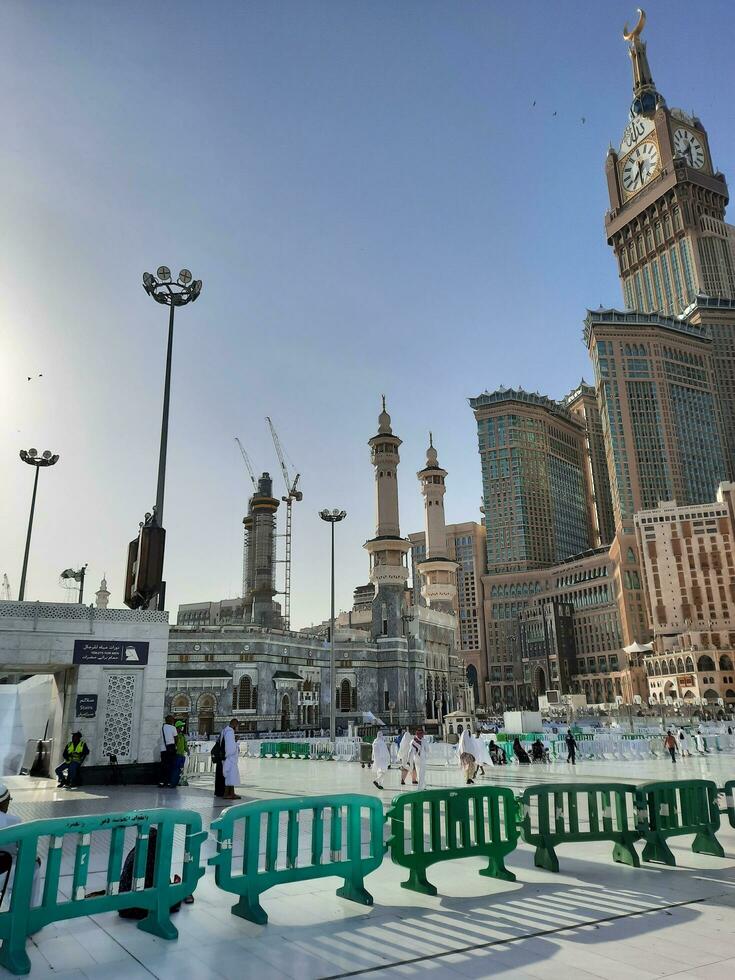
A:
[55,731,90,789]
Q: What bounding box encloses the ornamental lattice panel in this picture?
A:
[102,673,136,759]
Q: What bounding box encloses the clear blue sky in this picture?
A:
[1,1,733,626]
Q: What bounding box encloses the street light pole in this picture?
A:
[319,508,347,741]
[18,449,60,601]
[156,301,176,527]
[141,267,202,610]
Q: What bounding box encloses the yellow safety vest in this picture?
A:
[66,740,86,762]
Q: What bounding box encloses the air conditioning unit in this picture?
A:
[546,689,560,704]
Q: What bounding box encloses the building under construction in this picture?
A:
[242,472,282,628]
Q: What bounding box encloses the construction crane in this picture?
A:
[266,416,303,631]
[235,437,258,600]
[234,437,257,490]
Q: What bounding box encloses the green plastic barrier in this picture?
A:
[208,793,383,924]
[635,779,724,866]
[386,786,518,896]
[0,808,206,976]
[259,741,311,759]
[518,782,641,872]
[722,780,735,828]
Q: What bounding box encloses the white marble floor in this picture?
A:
[2,753,735,979]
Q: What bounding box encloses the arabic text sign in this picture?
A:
[73,640,149,665]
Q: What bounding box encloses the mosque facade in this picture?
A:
[164,403,464,734]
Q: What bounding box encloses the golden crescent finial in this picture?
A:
[623,8,646,42]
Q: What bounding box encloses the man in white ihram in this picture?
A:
[403,730,427,790]
[371,730,390,790]
[458,727,478,784]
[397,729,414,785]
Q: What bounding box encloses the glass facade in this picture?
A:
[472,391,590,572]
[585,312,729,523]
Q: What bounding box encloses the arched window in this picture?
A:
[725,689,735,701]
[676,658,685,673]
[697,655,716,671]
[338,679,356,712]
[280,694,291,731]
[668,659,676,675]
[626,548,636,563]
[233,675,257,711]
[171,693,190,714]
[685,656,694,672]
[702,688,719,702]
[197,693,216,738]
[719,655,733,671]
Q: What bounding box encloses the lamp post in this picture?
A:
[141,266,202,609]
[18,449,60,601]
[60,564,88,604]
[319,508,346,740]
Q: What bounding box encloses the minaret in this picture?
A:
[363,398,412,638]
[95,575,110,609]
[416,435,457,613]
[249,473,281,628]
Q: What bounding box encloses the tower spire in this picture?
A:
[623,9,662,115]
[416,434,457,612]
[364,402,411,638]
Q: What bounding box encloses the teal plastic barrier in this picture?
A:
[0,808,206,976]
[208,793,384,924]
[386,786,518,895]
[518,782,641,871]
[635,779,724,865]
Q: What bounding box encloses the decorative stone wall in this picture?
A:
[0,601,169,768]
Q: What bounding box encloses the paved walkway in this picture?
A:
[2,753,735,979]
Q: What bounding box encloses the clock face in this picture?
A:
[673,127,705,169]
[621,141,659,194]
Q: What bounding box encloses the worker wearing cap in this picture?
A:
[55,732,90,789]
[170,720,189,788]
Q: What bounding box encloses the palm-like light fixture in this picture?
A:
[18,448,60,600]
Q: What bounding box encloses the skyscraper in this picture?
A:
[585,308,727,527]
[603,10,735,480]
[470,388,591,573]
[563,382,616,547]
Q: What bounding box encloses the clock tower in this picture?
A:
[605,9,735,316]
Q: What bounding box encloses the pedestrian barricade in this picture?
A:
[425,742,456,767]
[635,779,724,866]
[333,737,361,762]
[311,739,334,760]
[258,741,311,759]
[518,783,641,872]
[0,807,206,976]
[208,793,384,925]
[386,786,518,896]
[184,751,215,779]
[721,780,735,828]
